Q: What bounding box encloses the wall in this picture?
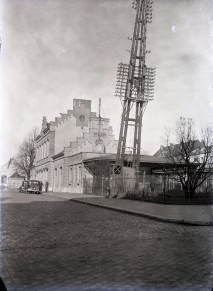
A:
[54,100,91,154]
[0,160,20,188]
[65,117,118,156]
[54,114,90,154]
[52,157,64,193]
[35,125,56,191]
[34,99,118,194]
[52,152,94,193]
[8,178,25,189]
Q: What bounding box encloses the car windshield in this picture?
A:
[29,181,39,186]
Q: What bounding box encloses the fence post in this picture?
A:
[101,175,104,196]
[163,170,166,204]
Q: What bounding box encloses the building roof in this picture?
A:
[9,172,25,179]
[83,153,170,164]
[154,140,203,158]
[52,151,64,159]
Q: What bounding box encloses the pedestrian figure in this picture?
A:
[105,178,111,198]
[106,186,111,198]
[45,181,49,192]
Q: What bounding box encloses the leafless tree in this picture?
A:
[164,117,213,199]
[16,128,38,180]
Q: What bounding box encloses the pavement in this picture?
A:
[2,190,213,290]
[47,192,213,226]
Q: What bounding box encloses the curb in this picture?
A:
[71,198,213,227]
[46,193,213,227]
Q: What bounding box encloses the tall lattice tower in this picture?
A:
[114,0,156,180]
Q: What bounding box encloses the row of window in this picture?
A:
[36,140,50,161]
[35,169,48,183]
[53,165,82,187]
[68,166,82,186]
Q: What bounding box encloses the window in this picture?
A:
[1,175,7,184]
[41,144,44,159]
[113,165,122,174]
[44,143,46,158]
[79,115,85,123]
[46,140,49,157]
[39,146,41,160]
[78,166,82,185]
[69,167,73,185]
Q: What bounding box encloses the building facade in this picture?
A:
[0,158,25,189]
[33,99,118,193]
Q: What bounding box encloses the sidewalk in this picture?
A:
[47,192,213,226]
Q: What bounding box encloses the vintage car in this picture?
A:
[19,180,42,194]
[27,180,42,194]
[19,180,28,193]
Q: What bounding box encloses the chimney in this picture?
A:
[42,116,47,130]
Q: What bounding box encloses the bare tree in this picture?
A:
[16,128,37,180]
[164,117,213,199]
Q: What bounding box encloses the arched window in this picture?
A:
[69,167,73,185]
[35,148,38,161]
[44,142,46,158]
[42,144,44,159]
[78,166,81,185]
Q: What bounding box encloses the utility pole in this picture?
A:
[114,0,156,187]
[95,98,104,153]
[98,98,101,143]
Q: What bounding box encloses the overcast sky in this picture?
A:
[0,0,213,164]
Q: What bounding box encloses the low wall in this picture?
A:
[8,178,24,189]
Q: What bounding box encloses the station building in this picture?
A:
[33,99,118,192]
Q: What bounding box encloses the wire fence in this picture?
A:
[83,175,213,205]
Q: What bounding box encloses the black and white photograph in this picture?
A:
[0,0,213,290]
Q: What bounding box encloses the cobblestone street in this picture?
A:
[0,190,213,290]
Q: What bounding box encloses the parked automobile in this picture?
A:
[19,180,42,194]
[19,181,28,193]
